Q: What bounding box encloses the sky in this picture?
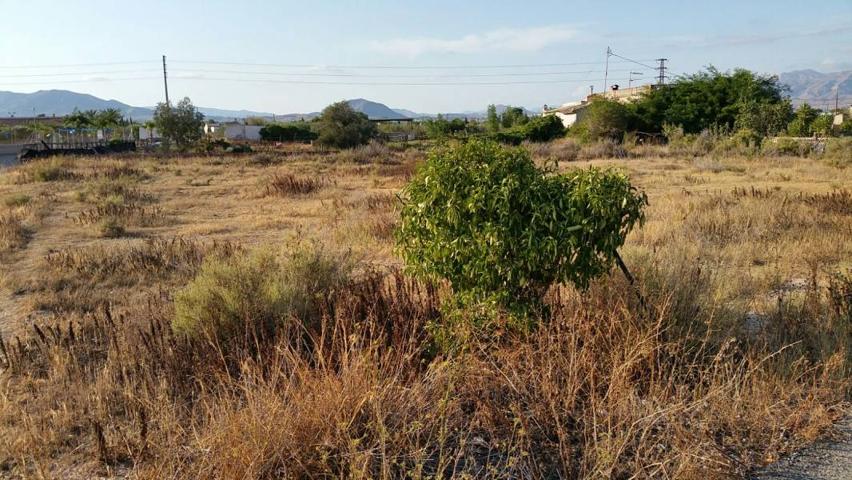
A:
[1,0,850,114]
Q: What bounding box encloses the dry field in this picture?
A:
[0,141,850,478]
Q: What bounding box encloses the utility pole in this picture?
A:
[629,71,643,88]
[604,47,612,92]
[655,58,668,85]
[835,86,840,113]
[162,55,170,106]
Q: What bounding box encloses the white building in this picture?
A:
[543,84,658,128]
[205,122,262,141]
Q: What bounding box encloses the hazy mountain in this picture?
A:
[0,89,545,124]
[196,107,277,120]
[778,70,852,107]
[0,90,152,119]
[345,98,406,120]
[391,108,425,119]
[0,90,277,121]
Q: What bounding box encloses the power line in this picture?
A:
[168,67,639,78]
[169,59,658,70]
[605,51,658,71]
[0,77,160,86]
[0,69,158,78]
[0,60,159,69]
[166,76,639,86]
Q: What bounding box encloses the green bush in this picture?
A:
[259,122,318,142]
[570,98,631,143]
[396,140,647,337]
[315,102,377,149]
[173,246,352,344]
[520,115,565,142]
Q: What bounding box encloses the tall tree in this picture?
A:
[314,101,377,149]
[153,97,205,150]
[629,67,788,134]
[486,104,500,132]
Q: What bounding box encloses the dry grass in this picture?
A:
[264,173,329,196]
[0,146,850,478]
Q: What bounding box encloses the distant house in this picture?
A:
[544,84,658,128]
[205,121,262,141]
[833,107,852,126]
[138,127,161,141]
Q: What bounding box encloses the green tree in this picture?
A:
[521,115,566,142]
[314,101,377,149]
[573,98,631,142]
[396,140,646,339]
[259,122,317,142]
[64,109,95,130]
[735,100,793,137]
[486,104,500,132]
[787,104,821,136]
[810,114,833,136]
[153,97,205,150]
[630,67,787,134]
[501,106,529,129]
[93,108,125,129]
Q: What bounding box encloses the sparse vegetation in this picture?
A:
[0,140,850,479]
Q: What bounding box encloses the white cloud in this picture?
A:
[370,25,579,57]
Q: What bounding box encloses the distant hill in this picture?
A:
[0,90,276,121]
[778,70,852,107]
[0,89,545,124]
[346,98,407,120]
[0,90,153,119]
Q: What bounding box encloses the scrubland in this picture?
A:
[0,140,850,478]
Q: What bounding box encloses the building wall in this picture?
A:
[223,125,262,141]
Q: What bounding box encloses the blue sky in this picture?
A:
[1,0,850,114]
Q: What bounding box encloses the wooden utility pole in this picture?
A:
[604,47,612,92]
[162,55,170,106]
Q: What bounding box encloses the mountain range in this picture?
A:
[1,70,849,122]
[777,70,852,107]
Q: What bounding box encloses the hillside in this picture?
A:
[778,70,852,107]
[0,90,275,121]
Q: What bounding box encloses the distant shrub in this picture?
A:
[315,102,377,149]
[762,138,812,157]
[523,139,580,163]
[569,98,630,143]
[259,122,318,142]
[23,158,76,183]
[580,138,629,159]
[521,114,566,142]
[265,173,327,196]
[3,194,31,208]
[397,140,647,341]
[98,218,126,238]
[824,137,852,167]
[0,212,28,252]
[172,246,353,344]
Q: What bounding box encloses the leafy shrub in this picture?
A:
[173,246,352,344]
[260,122,318,142]
[396,140,647,335]
[315,102,377,149]
[570,98,630,143]
[520,114,566,142]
